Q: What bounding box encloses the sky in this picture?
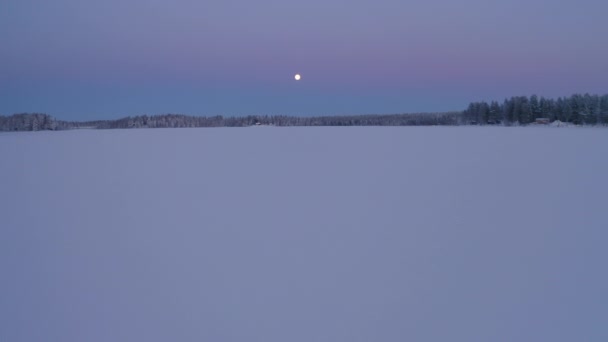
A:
[1,0,607,120]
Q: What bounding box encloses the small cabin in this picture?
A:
[535,118,550,124]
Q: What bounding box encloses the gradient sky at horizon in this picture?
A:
[1,0,607,120]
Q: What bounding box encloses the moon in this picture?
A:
[294,73,301,81]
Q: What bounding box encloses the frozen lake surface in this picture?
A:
[1,126,607,341]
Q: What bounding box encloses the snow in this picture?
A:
[549,120,575,127]
[1,126,607,342]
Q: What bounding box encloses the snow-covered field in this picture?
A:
[1,126,607,341]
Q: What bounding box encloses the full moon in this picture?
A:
[294,74,301,81]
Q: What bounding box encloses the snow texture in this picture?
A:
[1,126,607,342]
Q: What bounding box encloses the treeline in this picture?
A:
[0,112,461,131]
[2,93,607,131]
[464,94,608,125]
[0,113,58,131]
[90,112,461,129]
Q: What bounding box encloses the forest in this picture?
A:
[1,94,607,131]
[464,93,608,125]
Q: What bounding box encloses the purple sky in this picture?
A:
[1,0,607,120]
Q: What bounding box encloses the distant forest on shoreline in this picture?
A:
[1,93,607,131]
